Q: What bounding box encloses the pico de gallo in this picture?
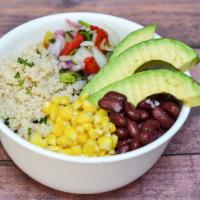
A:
[37,19,120,84]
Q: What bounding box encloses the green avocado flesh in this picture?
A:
[109,24,156,62]
[89,69,200,107]
[82,38,200,95]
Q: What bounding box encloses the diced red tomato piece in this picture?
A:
[90,25,109,51]
[84,56,100,75]
[60,34,84,56]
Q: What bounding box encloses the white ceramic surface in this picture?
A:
[0,12,191,194]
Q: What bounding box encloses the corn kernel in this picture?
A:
[101,121,110,133]
[47,134,57,146]
[83,139,97,156]
[109,122,116,133]
[75,112,93,124]
[108,149,115,155]
[43,31,54,47]
[79,92,89,100]
[96,109,108,117]
[77,132,88,145]
[88,128,103,139]
[57,135,69,147]
[43,102,51,115]
[97,135,113,151]
[46,145,62,152]
[64,126,77,142]
[51,96,60,105]
[112,135,118,149]
[76,126,85,134]
[94,114,103,125]
[51,124,64,137]
[82,100,97,113]
[49,103,59,121]
[60,96,70,105]
[29,133,47,148]
[83,123,93,132]
[73,99,82,110]
[59,105,73,121]
[69,145,82,156]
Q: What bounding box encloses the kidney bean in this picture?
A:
[152,107,174,129]
[129,140,141,150]
[157,128,165,137]
[116,145,129,154]
[127,119,139,138]
[137,109,150,121]
[137,100,152,111]
[103,91,127,103]
[116,128,129,139]
[116,140,127,149]
[109,113,127,127]
[98,98,123,113]
[140,131,156,145]
[161,101,180,118]
[124,101,139,121]
[141,119,160,131]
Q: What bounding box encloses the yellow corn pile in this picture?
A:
[29,93,118,157]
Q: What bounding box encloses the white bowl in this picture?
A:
[0,12,191,194]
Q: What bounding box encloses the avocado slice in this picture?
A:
[89,69,200,107]
[82,38,200,95]
[109,24,156,62]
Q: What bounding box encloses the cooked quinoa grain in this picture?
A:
[0,45,86,139]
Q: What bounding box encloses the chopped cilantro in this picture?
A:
[14,72,20,79]
[3,118,10,127]
[79,29,93,41]
[17,57,35,67]
[26,88,32,95]
[33,116,47,124]
[18,79,25,87]
[28,128,32,136]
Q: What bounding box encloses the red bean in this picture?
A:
[140,131,156,145]
[116,145,129,154]
[161,101,180,118]
[103,91,127,103]
[137,109,150,121]
[129,140,141,150]
[109,113,127,127]
[152,107,174,129]
[127,119,139,138]
[137,100,152,111]
[98,98,123,113]
[141,119,160,131]
[124,101,139,121]
[157,128,165,137]
[116,128,129,139]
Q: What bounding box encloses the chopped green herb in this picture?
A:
[18,79,25,87]
[78,20,91,28]
[17,57,35,67]
[3,118,10,127]
[39,116,47,124]
[26,88,32,95]
[14,72,20,79]
[14,130,18,134]
[28,128,32,136]
[79,29,93,41]
[49,38,56,43]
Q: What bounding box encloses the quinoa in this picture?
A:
[0,45,86,139]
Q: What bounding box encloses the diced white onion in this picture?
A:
[48,35,65,57]
[80,41,94,47]
[92,46,107,67]
[59,55,73,61]
[72,47,92,64]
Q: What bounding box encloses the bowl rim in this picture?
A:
[0,12,191,163]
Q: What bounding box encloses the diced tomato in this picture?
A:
[60,34,84,56]
[90,25,109,51]
[84,56,100,75]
